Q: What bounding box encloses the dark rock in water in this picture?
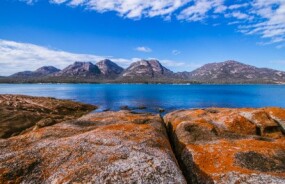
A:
[0,94,96,138]
[137,106,147,110]
[120,105,130,110]
[164,108,285,183]
[102,108,111,112]
[0,111,186,183]
[158,108,165,113]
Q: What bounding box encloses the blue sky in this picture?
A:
[0,0,285,75]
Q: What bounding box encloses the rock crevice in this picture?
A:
[164,108,285,184]
[1,95,285,183]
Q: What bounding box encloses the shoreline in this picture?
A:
[1,82,285,85]
[1,94,285,183]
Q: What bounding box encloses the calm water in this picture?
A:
[0,84,285,113]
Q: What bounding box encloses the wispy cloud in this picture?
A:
[18,0,285,46]
[135,46,152,53]
[237,0,285,44]
[231,11,252,20]
[177,0,225,21]
[172,50,181,55]
[228,3,249,10]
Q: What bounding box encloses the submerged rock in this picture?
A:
[0,94,96,138]
[164,108,285,184]
[0,110,186,183]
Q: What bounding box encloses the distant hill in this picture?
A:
[177,60,285,83]
[2,60,285,84]
[10,66,60,78]
[35,66,61,76]
[120,60,175,80]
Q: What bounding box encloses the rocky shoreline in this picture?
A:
[0,95,285,183]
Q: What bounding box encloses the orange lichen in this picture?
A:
[165,108,285,183]
[222,115,256,135]
[186,138,285,178]
[264,107,285,120]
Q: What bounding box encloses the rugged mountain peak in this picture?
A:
[180,60,285,83]
[96,59,124,76]
[222,60,242,64]
[121,59,173,78]
[54,61,101,77]
[148,59,165,73]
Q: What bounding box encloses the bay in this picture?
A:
[1,84,285,113]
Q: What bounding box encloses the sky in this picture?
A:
[0,0,285,76]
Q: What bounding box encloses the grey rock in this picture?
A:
[96,59,124,78]
[54,61,101,77]
[120,59,174,79]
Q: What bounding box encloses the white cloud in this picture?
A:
[18,0,285,46]
[238,0,285,44]
[172,50,181,55]
[135,46,152,53]
[57,0,190,19]
[0,39,134,76]
[228,3,249,10]
[231,11,251,19]
[177,0,225,21]
[0,40,194,76]
[51,0,68,4]
[20,0,34,5]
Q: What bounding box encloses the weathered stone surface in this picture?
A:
[0,94,96,138]
[164,108,285,184]
[0,111,186,183]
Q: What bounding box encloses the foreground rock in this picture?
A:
[164,108,285,184]
[0,111,186,183]
[0,94,96,138]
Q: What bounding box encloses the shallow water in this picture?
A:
[1,84,285,113]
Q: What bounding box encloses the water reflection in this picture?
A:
[0,84,285,113]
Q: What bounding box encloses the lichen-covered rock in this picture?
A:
[0,94,96,138]
[164,108,285,184]
[0,111,186,183]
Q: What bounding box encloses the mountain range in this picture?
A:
[1,60,285,84]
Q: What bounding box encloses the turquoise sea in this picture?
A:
[1,84,285,113]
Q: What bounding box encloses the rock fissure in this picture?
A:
[1,95,285,183]
[164,108,285,183]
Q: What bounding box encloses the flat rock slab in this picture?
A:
[0,111,186,183]
[0,94,96,138]
[164,108,285,184]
